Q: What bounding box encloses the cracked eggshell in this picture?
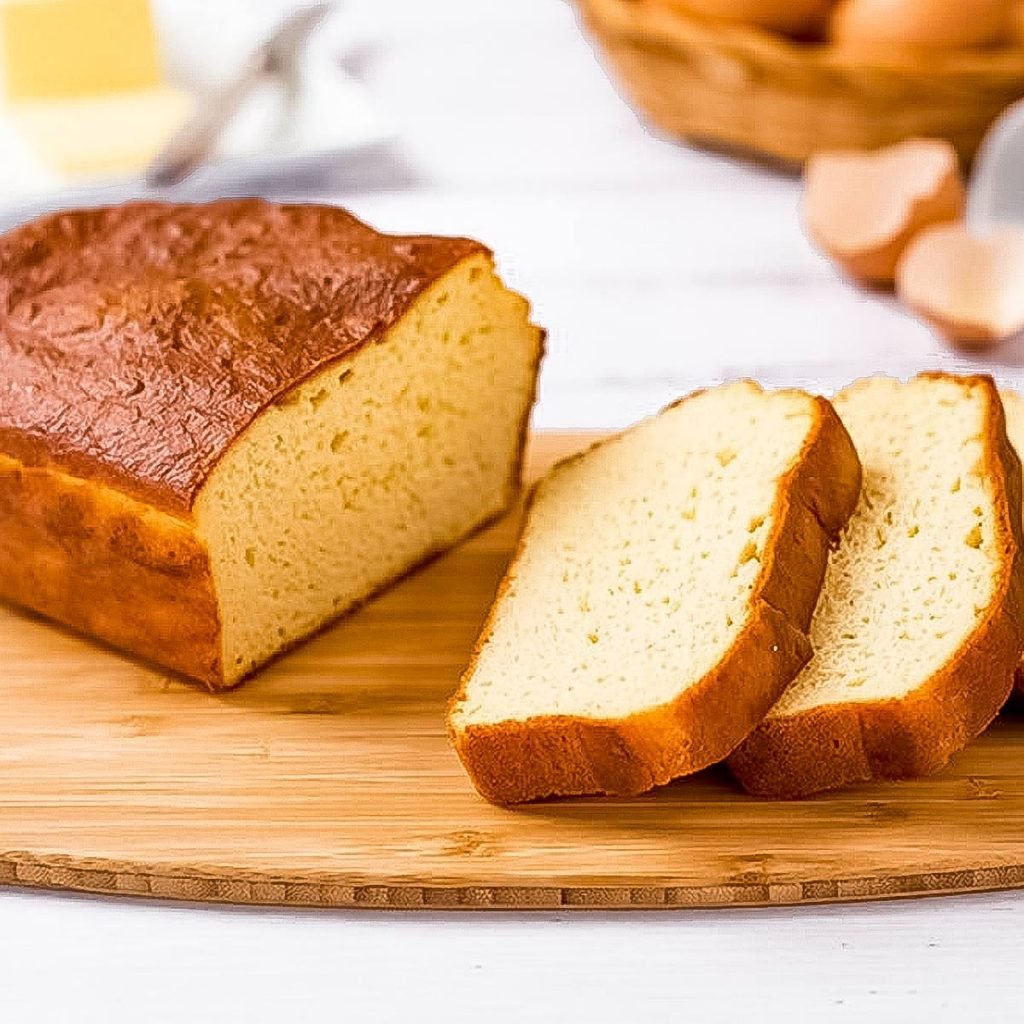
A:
[896,224,1024,349]
[802,138,965,286]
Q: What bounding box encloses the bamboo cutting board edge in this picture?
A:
[5,848,1024,911]
[2,431,1024,912]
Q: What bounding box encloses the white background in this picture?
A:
[3,1,1024,1020]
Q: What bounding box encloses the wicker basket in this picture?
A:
[576,0,1024,165]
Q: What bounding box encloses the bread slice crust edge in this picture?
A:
[729,374,1024,799]
[449,385,863,805]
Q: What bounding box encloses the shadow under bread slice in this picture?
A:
[449,380,862,805]
[730,373,1024,799]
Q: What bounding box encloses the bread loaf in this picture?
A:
[449,381,861,804]
[730,374,1024,798]
[0,201,544,687]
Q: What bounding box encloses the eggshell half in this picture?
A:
[896,224,1024,349]
[803,138,965,286]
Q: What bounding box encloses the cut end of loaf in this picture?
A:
[731,373,1024,798]
[450,380,862,803]
[195,253,543,686]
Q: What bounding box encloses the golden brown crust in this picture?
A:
[449,385,863,805]
[0,454,223,686]
[0,201,485,514]
[729,374,1024,798]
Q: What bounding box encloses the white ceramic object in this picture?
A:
[969,98,1024,230]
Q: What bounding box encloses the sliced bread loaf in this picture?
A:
[730,374,1024,799]
[448,381,862,805]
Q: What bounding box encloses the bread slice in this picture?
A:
[448,381,862,805]
[730,374,1024,799]
[999,387,1024,696]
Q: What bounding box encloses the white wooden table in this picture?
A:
[3,1,1023,1020]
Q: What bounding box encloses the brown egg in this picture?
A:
[803,139,965,286]
[897,225,1024,349]
[667,0,837,35]
[830,0,1012,51]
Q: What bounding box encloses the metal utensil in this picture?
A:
[145,3,333,189]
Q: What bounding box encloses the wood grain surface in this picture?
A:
[1,432,1023,911]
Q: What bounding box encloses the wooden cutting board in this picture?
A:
[2,431,1024,911]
